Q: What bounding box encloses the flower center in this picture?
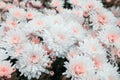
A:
[98,14,108,24]
[14,11,23,19]
[73,63,86,75]
[29,54,39,64]
[86,3,94,11]
[26,12,34,19]
[107,33,119,43]
[11,36,21,44]
[73,27,79,34]
[93,58,101,68]
[58,33,66,41]
[36,21,43,26]
[0,67,8,73]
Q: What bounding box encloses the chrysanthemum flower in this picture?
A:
[44,24,75,57]
[2,28,26,46]
[63,55,95,79]
[8,7,26,20]
[6,19,18,29]
[26,9,39,20]
[98,25,120,46]
[90,9,117,30]
[79,38,106,57]
[67,21,87,41]
[15,43,51,79]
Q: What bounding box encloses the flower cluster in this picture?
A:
[0,0,120,80]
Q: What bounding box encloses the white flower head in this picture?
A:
[5,19,18,29]
[63,55,95,80]
[98,25,120,46]
[90,9,117,30]
[8,6,26,21]
[44,24,75,57]
[26,9,39,20]
[79,37,106,57]
[15,43,51,79]
[67,19,86,38]
[2,28,26,47]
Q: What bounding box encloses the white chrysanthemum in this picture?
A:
[0,61,14,78]
[67,21,87,41]
[79,38,106,57]
[8,6,26,20]
[98,25,120,46]
[63,55,95,80]
[15,43,51,79]
[1,28,26,47]
[26,9,40,20]
[97,63,120,80]
[90,9,117,30]
[0,19,19,30]
[44,24,75,57]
